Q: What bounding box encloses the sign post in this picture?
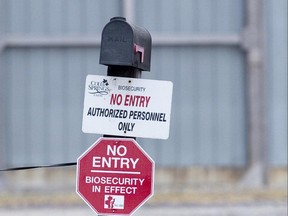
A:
[77,17,173,215]
[76,137,154,215]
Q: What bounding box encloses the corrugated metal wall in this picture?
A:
[265,0,287,166]
[0,0,286,168]
[1,48,102,165]
[0,0,121,34]
[136,0,244,33]
[140,46,246,167]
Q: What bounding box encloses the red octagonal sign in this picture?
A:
[76,137,154,215]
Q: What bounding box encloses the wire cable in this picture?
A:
[0,162,77,171]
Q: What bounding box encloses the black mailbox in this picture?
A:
[100,17,151,71]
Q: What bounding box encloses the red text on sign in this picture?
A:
[110,94,151,107]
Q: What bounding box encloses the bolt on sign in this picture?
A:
[82,75,173,139]
[76,138,154,215]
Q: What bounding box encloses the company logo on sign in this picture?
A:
[104,195,124,209]
[88,79,110,96]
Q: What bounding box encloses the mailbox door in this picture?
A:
[100,20,133,66]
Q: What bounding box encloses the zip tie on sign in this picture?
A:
[0,162,77,171]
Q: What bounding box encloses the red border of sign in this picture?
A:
[76,137,155,215]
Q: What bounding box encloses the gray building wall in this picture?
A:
[265,0,287,166]
[0,0,286,169]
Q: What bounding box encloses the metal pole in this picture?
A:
[0,34,241,50]
[123,0,135,23]
[240,0,268,187]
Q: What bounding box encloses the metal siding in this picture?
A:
[2,47,103,166]
[135,0,244,34]
[28,0,47,34]
[6,0,26,33]
[6,49,29,165]
[141,46,246,167]
[0,1,6,34]
[0,0,250,167]
[266,0,288,166]
[28,49,46,164]
[5,0,121,35]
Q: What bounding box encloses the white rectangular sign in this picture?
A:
[82,75,173,139]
